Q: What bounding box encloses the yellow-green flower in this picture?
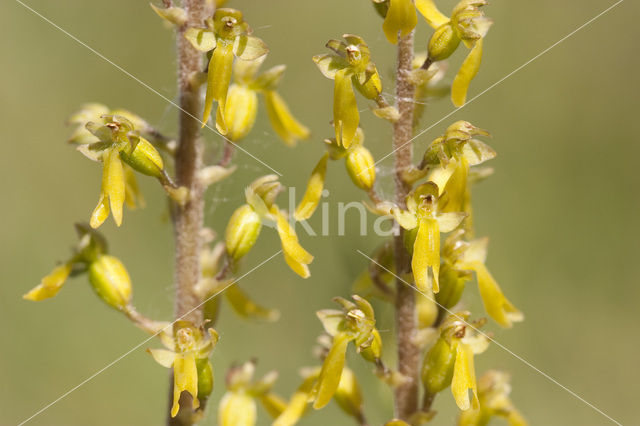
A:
[219,360,283,426]
[422,313,489,411]
[314,35,382,148]
[184,8,268,133]
[224,175,314,278]
[312,296,380,409]
[422,121,494,233]
[76,114,172,228]
[148,322,219,418]
[458,370,528,426]
[225,56,310,145]
[416,0,493,106]
[23,224,104,302]
[23,224,135,312]
[441,231,523,328]
[390,182,467,293]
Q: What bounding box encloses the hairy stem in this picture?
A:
[168,0,212,425]
[392,30,420,420]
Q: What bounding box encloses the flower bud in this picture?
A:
[88,255,132,310]
[353,67,382,100]
[359,328,382,363]
[197,358,214,400]
[225,84,258,141]
[345,145,375,190]
[428,22,461,62]
[382,0,418,44]
[120,136,164,178]
[435,265,468,309]
[225,204,262,260]
[421,337,456,395]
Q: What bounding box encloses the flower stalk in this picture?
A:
[392,28,420,420]
[170,0,213,424]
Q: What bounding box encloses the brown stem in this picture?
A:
[217,141,235,167]
[168,1,213,425]
[392,30,420,421]
[123,305,166,336]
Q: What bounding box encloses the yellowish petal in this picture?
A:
[294,153,329,221]
[219,391,257,426]
[273,207,313,265]
[452,39,483,107]
[283,252,311,279]
[334,367,364,419]
[258,392,288,420]
[334,69,359,148]
[104,148,125,227]
[273,374,318,426]
[415,0,451,29]
[412,218,440,293]
[263,90,310,146]
[23,263,73,301]
[440,158,469,213]
[313,332,351,409]
[472,262,523,328]
[382,0,418,44]
[224,284,280,321]
[148,348,177,368]
[90,194,110,229]
[204,42,234,131]
[172,352,200,417]
[451,342,478,411]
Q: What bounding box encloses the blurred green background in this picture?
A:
[2,0,639,425]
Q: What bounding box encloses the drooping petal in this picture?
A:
[472,262,523,328]
[104,148,125,227]
[452,39,483,107]
[440,158,469,213]
[283,252,311,279]
[451,342,479,411]
[334,368,364,420]
[224,284,280,321]
[273,207,314,267]
[333,68,359,148]
[203,41,234,132]
[23,262,73,301]
[273,373,318,426]
[148,348,177,368]
[295,153,329,221]
[382,0,418,44]
[171,352,200,417]
[415,0,451,29]
[313,332,352,409]
[263,90,310,146]
[412,218,440,293]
